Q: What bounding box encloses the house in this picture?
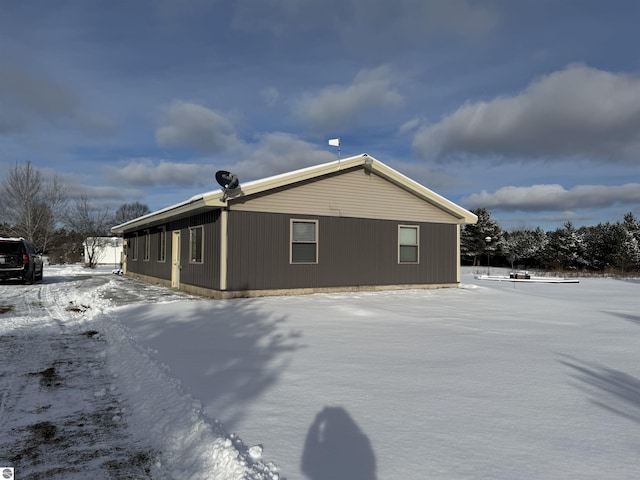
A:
[82,237,123,267]
[110,154,478,298]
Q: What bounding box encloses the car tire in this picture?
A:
[23,270,35,285]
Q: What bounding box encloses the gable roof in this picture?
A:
[111,154,477,233]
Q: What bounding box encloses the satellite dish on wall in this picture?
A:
[215,170,240,201]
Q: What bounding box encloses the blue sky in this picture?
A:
[1,0,639,231]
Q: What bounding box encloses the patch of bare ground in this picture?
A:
[0,304,158,479]
[0,304,14,314]
[66,301,91,313]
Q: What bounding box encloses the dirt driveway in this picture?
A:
[0,272,181,479]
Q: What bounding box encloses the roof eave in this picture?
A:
[110,196,210,234]
[110,152,478,233]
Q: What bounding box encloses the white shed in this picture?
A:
[83,237,123,267]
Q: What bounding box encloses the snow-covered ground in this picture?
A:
[0,266,279,480]
[1,265,639,479]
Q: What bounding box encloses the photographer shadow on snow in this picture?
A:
[301,406,377,480]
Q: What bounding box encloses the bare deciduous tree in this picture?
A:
[113,201,150,225]
[64,195,113,268]
[0,161,66,251]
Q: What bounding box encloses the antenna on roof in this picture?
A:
[328,138,340,159]
[215,170,240,201]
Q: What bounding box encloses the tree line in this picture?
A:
[0,162,149,265]
[462,208,640,275]
[2,162,639,273]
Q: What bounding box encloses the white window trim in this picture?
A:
[398,224,420,264]
[290,219,319,264]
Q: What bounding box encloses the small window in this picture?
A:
[143,231,151,261]
[291,219,318,264]
[130,234,139,261]
[189,226,204,263]
[399,225,419,263]
[157,228,166,262]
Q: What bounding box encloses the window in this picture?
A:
[157,228,166,262]
[189,226,204,263]
[130,234,138,261]
[143,231,151,261]
[399,225,419,263]
[291,219,318,264]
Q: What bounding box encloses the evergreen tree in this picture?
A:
[582,222,619,271]
[544,222,586,271]
[460,208,504,266]
[504,227,547,270]
[618,213,640,272]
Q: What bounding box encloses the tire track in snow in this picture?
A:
[1,270,282,479]
[0,275,164,479]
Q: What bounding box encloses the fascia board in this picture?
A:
[110,152,477,233]
[111,196,209,234]
[111,155,369,233]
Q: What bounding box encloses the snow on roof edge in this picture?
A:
[112,153,477,232]
[111,154,369,233]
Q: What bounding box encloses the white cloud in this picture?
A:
[155,101,243,154]
[293,66,403,132]
[230,132,336,180]
[413,64,640,162]
[104,158,216,188]
[57,171,143,204]
[463,183,640,212]
[72,184,143,203]
[399,117,421,135]
[105,134,335,189]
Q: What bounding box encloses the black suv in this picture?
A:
[0,237,44,284]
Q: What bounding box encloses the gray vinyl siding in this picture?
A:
[226,211,457,291]
[125,210,221,289]
[180,211,222,289]
[144,229,171,279]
